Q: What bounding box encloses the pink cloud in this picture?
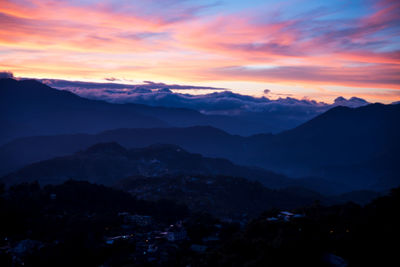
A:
[0,0,399,103]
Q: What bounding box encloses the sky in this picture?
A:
[0,0,399,103]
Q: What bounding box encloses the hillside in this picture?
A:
[1,142,290,190]
[0,78,167,143]
[115,175,326,219]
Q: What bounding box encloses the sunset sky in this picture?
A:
[1,0,399,103]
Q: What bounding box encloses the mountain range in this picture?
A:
[0,78,265,144]
[1,106,398,193]
[0,78,319,143]
[1,78,374,142]
[1,78,399,194]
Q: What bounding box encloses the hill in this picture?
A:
[1,142,299,191]
[247,103,400,187]
[115,175,327,219]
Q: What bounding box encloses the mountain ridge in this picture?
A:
[1,78,306,143]
[1,142,299,191]
[1,78,399,193]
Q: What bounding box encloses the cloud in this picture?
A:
[333,96,370,108]
[39,78,370,116]
[38,79,227,91]
[1,0,399,102]
[209,65,400,89]
[263,89,271,95]
[158,88,173,93]
[0,71,14,79]
[104,77,118,82]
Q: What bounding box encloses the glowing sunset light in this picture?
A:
[0,0,399,103]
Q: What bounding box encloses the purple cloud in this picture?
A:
[37,78,370,116]
[39,79,226,91]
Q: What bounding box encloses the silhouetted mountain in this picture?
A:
[248,103,400,188]
[1,102,399,192]
[39,78,371,135]
[0,126,243,177]
[0,78,296,144]
[0,78,167,143]
[1,142,292,190]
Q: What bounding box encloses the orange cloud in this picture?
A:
[0,0,399,103]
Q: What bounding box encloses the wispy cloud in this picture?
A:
[0,0,399,102]
[39,78,227,91]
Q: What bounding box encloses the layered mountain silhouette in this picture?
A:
[0,126,243,177]
[0,78,167,144]
[0,142,293,189]
[1,78,399,193]
[1,103,398,193]
[246,103,400,187]
[0,78,299,144]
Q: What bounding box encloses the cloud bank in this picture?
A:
[40,79,226,91]
[39,78,372,116]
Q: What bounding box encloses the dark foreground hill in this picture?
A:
[194,187,400,267]
[0,180,398,266]
[115,175,327,219]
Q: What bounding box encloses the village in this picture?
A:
[102,212,223,265]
